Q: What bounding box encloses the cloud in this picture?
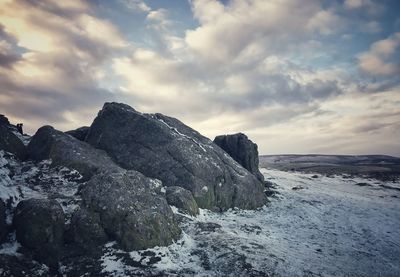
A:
[185,0,344,65]
[0,0,398,156]
[344,0,385,16]
[360,21,381,33]
[110,0,346,143]
[120,0,151,12]
[358,32,400,76]
[0,0,125,132]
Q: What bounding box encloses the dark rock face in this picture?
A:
[13,198,65,268]
[66,126,90,141]
[80,170,181,251]
[67,207,108,251]
[0,123,27,160]
[27,125,122,180]
[0,255,50,277]
[0,199,7,242]
[86,102,266,211]
[166,186,200,216]
[214,133,264,182]
[0,114,10,125]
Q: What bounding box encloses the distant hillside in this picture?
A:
[260,154,400,181]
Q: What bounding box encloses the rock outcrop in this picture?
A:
[80,170,181,251]
[66,126,90,141]
[166,186,200,216]
[13,198,65,268]
[27,125,122,181]
[214,133,264,182]
[67,207,108,251]
[85,102,266,211]
[0,199,7,242]
[0,115,27,160]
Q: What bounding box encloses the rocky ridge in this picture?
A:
[0,103,267,275]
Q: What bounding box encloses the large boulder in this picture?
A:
[27,126,122,181]
[66,126,90,141]
[80,170,181,251]
[0,199,7,242]
[85,102,266,211]
[13,198,65,268]
[214,133,264,182]
[67,207,108,251]
[0,121,26,160]
[166,186,199,216]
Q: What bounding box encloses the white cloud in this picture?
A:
[0,0,126,132]
[344,0,385,16]
[358,32,400,76]
[185,0,344,65]
[120,0,151,12]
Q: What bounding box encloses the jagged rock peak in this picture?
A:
[214,132,264,183]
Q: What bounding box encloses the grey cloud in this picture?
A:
[0,1,123,132]
[0,52,20,68]
[210,74,342,113]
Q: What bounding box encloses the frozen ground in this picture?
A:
[99,168,400,276]
[1,151,400,276]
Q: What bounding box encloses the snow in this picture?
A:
[98,168,400,276]
[0,233,21,256]
[0,150,82,232]
[156,118,209,152]
[11,131,31,146]
[1,148,399,276]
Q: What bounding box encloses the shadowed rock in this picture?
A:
[85,102,266,211]
[80,170,181,251]
[214,133,264,182]
[0,116,26,160]
[66,126,90,141]
[27,125,122,181]
[67,207,108,252]
[0,255,51,276]
[166,186,200,216]
[0,200,6,242]
[13,198,65,268]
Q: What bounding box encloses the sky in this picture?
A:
[0,0,399,156]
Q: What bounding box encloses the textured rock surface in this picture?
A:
[0,123,26,160]
[67,207,108,251]
[0,199,7,242]
[86,102,266,211]
[27,125,122,180]
[214,133,264,182]
[0,255,50,277]
[66,126,90,141]
[0,114,10,125]
[13,198,65,268]
[166,186,199,216]
[80,170,181,251]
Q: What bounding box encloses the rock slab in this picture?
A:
[166,186,200,216]
[214,133,264,182]
[66,126,90,141]
[27,125,121,180]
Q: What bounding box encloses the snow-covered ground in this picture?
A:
[101,168,400,276]
[1,151,399,276]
